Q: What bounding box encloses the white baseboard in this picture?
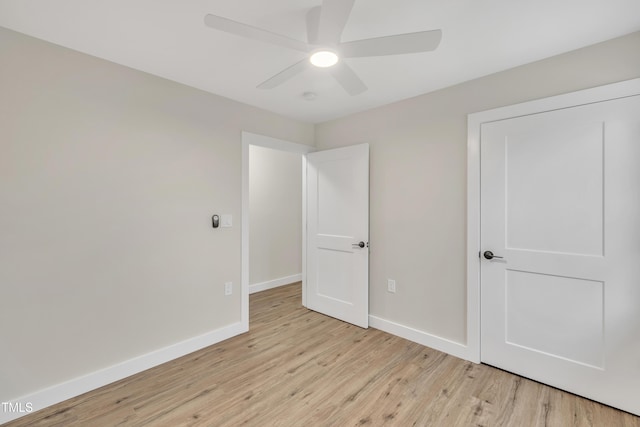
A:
[369,315,473,362]
[0,322,246,424]
[249,273,302,294]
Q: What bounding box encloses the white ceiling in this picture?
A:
[1,0,639,123]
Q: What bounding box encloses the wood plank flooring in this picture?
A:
[5,282,639,426]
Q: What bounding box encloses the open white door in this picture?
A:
[305,143,369,328]
[480,94,640,415]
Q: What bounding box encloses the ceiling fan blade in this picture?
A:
[204,14,308,53]
[306,6,321,45]
[257,59,310,90]
[317,0,356,45]
[340,29,442,58]
[329,61,367,96]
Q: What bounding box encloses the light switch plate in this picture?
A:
[221,214,232,227]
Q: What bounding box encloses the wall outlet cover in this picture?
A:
[387,279,396,293]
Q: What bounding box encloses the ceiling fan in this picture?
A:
[204,0,442,95]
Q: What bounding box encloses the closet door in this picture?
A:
[480,95,640,415]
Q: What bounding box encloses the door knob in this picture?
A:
[483,250,504,260]
[352,241,366,248]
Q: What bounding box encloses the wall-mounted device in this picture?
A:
[212,214,219,228]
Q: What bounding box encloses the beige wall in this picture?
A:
[0,27,313,400]
[249,145,302,285]
[315,31,640,345]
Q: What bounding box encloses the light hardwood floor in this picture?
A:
[5,282,639,426]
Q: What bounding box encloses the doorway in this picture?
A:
[241,132,314,328]
[241,132,371,330]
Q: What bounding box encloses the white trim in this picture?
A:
[369,315,471,362]
[466,110,482,364]
[466,78,640,365]
[249,274,302,294]
[301,156,308,308]
[242,132,315,154]
[241,137,250,330]
[241,132,315,328]
[0,322,245,424]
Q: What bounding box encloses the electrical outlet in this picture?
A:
[387,279,396,293]
[224,282,233,296]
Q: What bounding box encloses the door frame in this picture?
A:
[466,78,640,364]
[241,132,315,330]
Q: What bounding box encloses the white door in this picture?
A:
[480,95,640,415]
[306,143,369,328]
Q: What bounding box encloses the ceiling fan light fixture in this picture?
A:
[204,2,441,96]
[310,50,339,68]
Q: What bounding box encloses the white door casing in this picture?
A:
[479,94,640,415]
[305,143,369,328]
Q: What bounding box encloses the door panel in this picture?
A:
[480,95,640,415]
[504,120,604,255]
[306,144,369,328]
[505,270,604,368]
